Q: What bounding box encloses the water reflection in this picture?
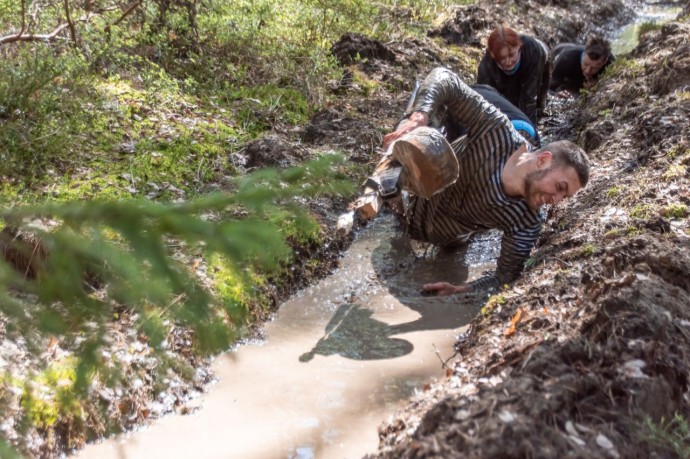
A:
[301,215,493,362]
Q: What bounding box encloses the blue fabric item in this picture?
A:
[511,119,536,139]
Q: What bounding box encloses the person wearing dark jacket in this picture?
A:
[476,26,550,125]
[549,36,615,94]
[469,84,541,148]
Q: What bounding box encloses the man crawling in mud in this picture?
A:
[549,36,615,95]
[358,67,590,296]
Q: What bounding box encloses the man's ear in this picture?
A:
[535,151,553,169]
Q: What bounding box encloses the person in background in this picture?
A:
[549,36,615,96]
[470,84,541,148]
[477,25,550,124]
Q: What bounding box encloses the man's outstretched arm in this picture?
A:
[383,67,504,149]
[422,228,539,296]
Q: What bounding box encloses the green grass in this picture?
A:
[663,203,688,220]
[637,21,662,38]
[630,204,654,219]
[606,186,622,198]
[640,414,690,458]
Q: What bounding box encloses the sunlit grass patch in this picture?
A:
[606,57,644,79]
[268,208,324,246]
[663,164,687,181]
[606,186,623,198]
[6,358,87,437]
[662,203,688,220]
[630,204,654,219]
[230,84,311,133]
[209,253,262,324]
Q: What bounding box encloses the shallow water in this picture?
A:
[77,212,495,459]
[611,2,682,56]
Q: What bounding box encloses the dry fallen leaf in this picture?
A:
[504,307,525,336]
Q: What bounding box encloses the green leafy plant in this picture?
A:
[481,294,506,316]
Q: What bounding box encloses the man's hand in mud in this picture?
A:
[382,111,429,149]
[555,90,573,99]
[421,281,472,297]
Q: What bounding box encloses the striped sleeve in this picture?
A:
[470,223,541,291]
[409,67,506,140]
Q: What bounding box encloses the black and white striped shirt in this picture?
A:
[405,67,542,291]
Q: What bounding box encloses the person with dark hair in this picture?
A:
[476,25,550,124]
[549,36,615,95]
[346,67,590,295]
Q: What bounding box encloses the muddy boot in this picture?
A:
[353,155,403,221]
[391,127,459,199]
[335,155,400,236]
[336,128,458,237]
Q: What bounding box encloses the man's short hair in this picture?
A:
[585,36,611,61]
[540,140,590,187]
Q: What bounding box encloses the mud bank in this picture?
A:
[359,4,690,459]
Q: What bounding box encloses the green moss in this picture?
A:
[630,204,654,219]
[268,209,324,246]
[579,244,597,257]
[626,225,643,236]
[209,253,282,317]
[606,57,644,79]
[351,69,382,96]
[663,203,688,220]
[604,228,622,238]
[664,164,687,181]
[19,358,85,431]
[606,186,622,198]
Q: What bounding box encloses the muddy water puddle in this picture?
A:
[77,212,494,459]
[611,1,683,55]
